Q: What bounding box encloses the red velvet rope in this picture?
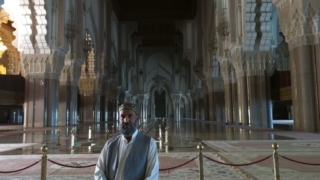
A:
[90,137,103,140]
[48,159,96,168]
[204,155,272,166]
[0,159,41,173]
[74,135,103,140]
[279,155,320,165]
[159,156,198,171]
[94,131,107,134]
[60,136,71,140]
[74,135,88,139]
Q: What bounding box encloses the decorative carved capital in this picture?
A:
[232,52,274,77]
[22,51,65,79]
[171,94,182,104]
[60,61,82,86]
[193,57,205,81]
[212,77,224,92]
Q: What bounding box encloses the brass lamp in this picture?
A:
[0,38,7,58]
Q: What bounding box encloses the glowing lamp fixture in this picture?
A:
[0,38,7,58]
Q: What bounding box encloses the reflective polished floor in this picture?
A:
[0,119,299,155]
[1,119,320,179]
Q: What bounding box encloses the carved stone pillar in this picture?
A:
[233,52,273,127]
[220,60,237,123]
[212,77,225,122]
[207,91,214,120]
[23,53,65,127]
[273,0,320,132]
[59,56,82,126]
[171,94,181,120]
[231,78,239,124]
[137,94,145,120]
[237,76,248,125]
[186,93,193,119]
[102,87,109,122]
[291,45,318,131]
[143,94,149,122]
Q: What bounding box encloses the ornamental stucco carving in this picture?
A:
[232,52,274,77]
[60,61,82,86]
[212,77,224,92]
[171,94,181,104]
[274,0,320,50]
[146,75,172,94]
[22,51,65,79]
[219,59,236,84]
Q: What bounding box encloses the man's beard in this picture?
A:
[119,121,138,136]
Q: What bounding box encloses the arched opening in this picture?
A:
[154,89,166,118]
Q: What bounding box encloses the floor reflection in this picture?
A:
[0,119,296,155]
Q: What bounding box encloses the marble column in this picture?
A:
[46,79,59,127]
[312,44,320,131]
[290,45,317,131]
[189,97,193,119]
[237,76,249,125]
[94,91,101,123]
[207,92,214,120]
[232,82,239,124]
[171,94,181,120]
[199,98,205,120]
[103,90,109,122]
[143,94,149,122]
[69,86,78,125]
[247,75,271,127]
[59,58,83,126]
[138,94,144,120]
[212,91,225,122]
[24,78,59,127]
[272,0,320,132]
[212,77,225,122]
[59,81,79,126]
[224,83,232,122]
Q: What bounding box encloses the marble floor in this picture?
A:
[0,119,320,179]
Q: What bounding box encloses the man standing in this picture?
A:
[94,103,159,180]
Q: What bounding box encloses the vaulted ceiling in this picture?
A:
[111,0,197,46]
[111,0,197,21]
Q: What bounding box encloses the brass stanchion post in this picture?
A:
[272,142,280,180]
[88,126,92,141]
[70,129,75,149]
[106,129,109,140]
[41,143,48,180]
[56,129,61,146]
[164,126,169,145]
[158,124,162,140]
[88,145,92,153]
[197,142,204,180]
[159,139,163,151]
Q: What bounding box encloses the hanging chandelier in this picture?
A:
[0,38,7,58]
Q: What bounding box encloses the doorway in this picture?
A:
[154,90,166,117]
